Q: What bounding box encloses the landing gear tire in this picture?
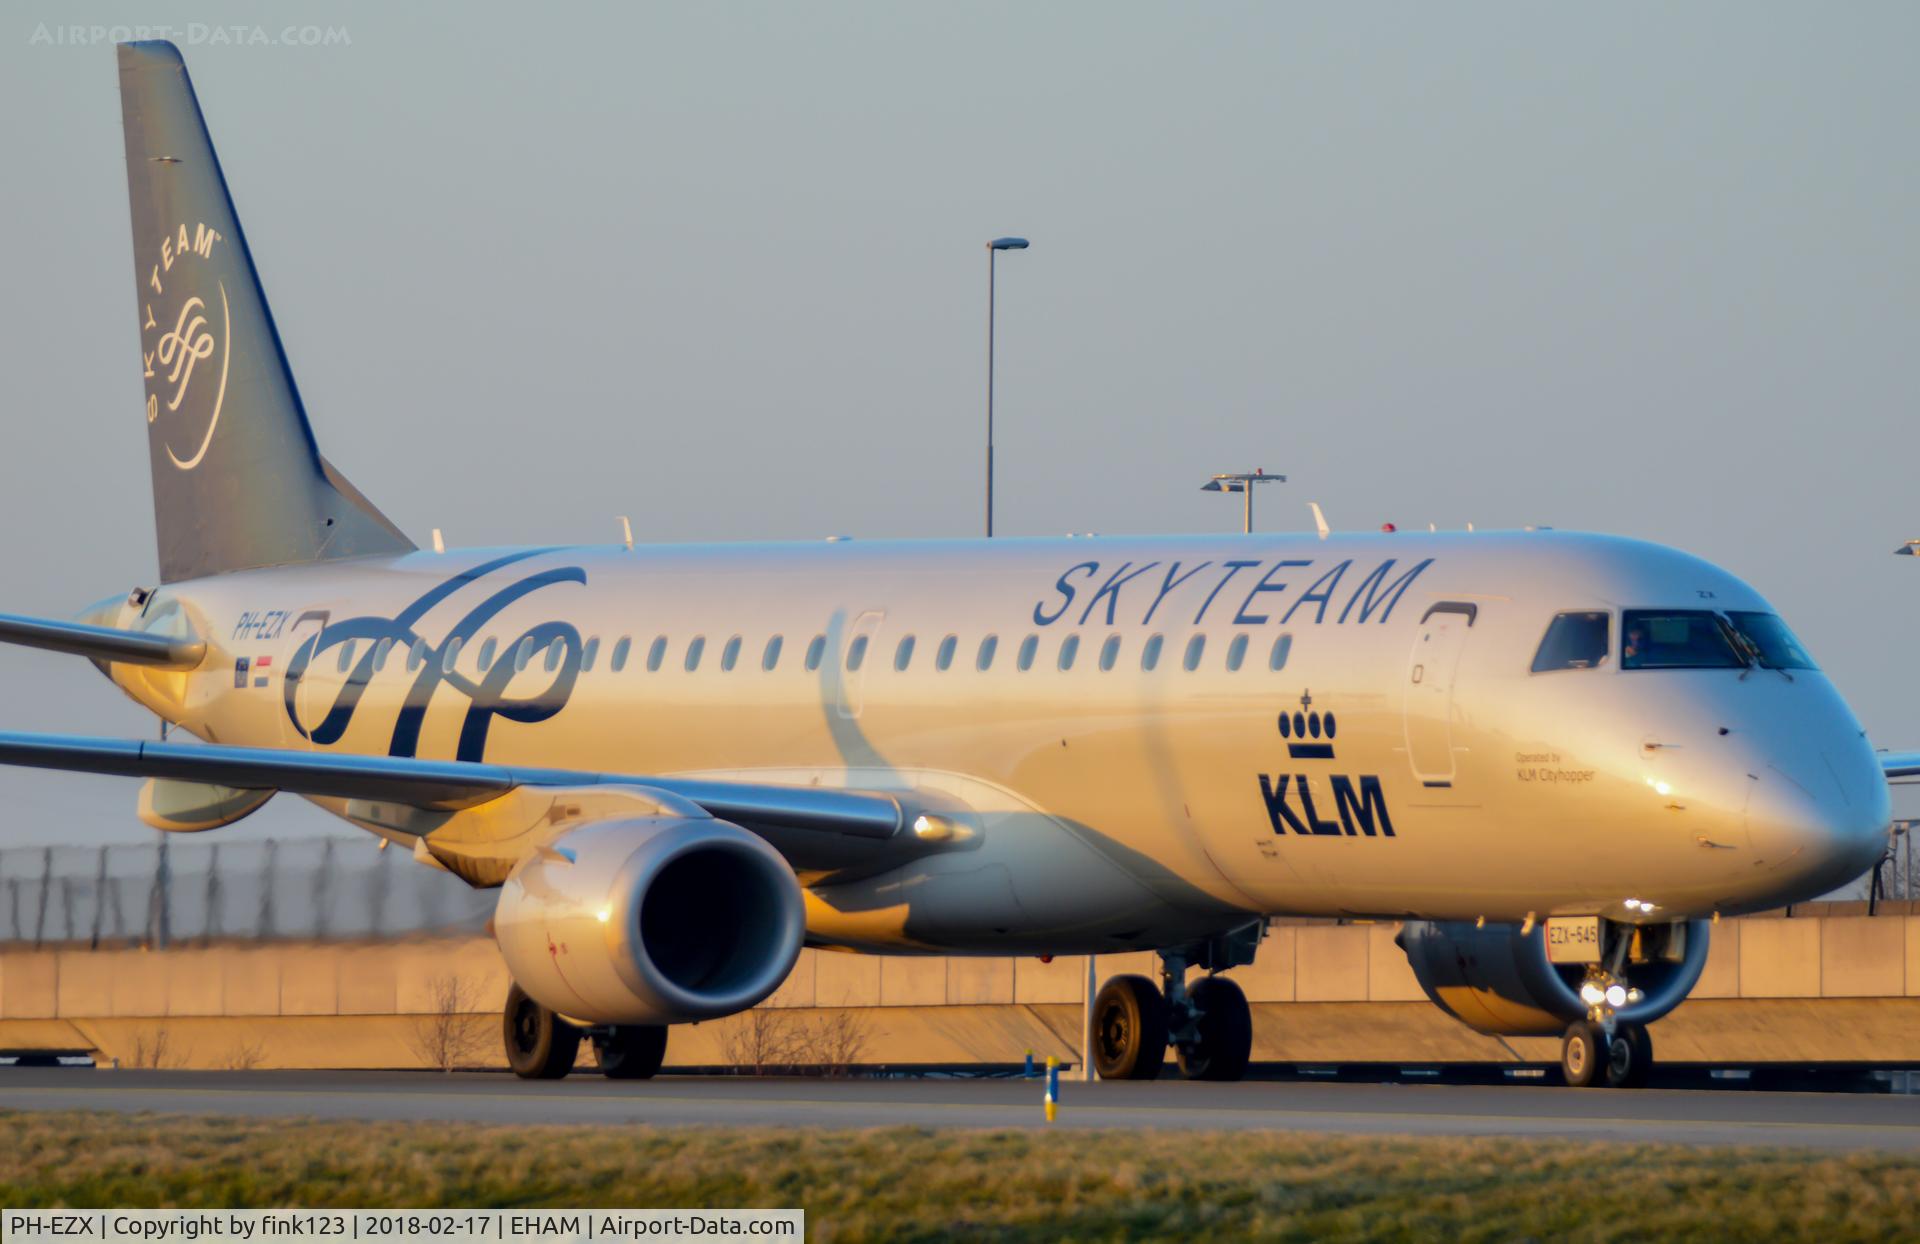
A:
[503,983,580,1080]
[1091,974,1168,1081]
[1176,975,1252,1082]
[594,1025,668,1080]
[1605,1023,1653,1089]
[1560,1020,1604,1088]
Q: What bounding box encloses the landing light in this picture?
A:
[1605,985,1628,1009]
[1580,983,1606,1006]
[912,814,954,842]
[1644,778,1673,797]
[595,908,611,924]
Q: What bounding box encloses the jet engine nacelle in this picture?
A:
[493,816,805,1027]
[1397,918,1711,1036]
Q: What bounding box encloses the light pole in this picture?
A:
[986,237,1029,537]
[1201,469,1286,533]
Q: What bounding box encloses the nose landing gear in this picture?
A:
[1559,938,1656,1088]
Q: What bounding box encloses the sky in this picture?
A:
[0,2,1917,850]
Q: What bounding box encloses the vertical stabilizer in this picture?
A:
[119,41,412,582]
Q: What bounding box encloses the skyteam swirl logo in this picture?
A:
[283,549,586,762]
[140,221,231,471]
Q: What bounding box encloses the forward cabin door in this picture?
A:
[1403,602,1477,787]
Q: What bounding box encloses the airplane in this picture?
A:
[0,39,1899,1088]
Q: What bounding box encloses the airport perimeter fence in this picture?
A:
[0,837,493,949]
[1873,820,1917,906]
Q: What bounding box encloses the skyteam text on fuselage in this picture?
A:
[0,41,1900,1087]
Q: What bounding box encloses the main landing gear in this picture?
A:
[502,983,668,1081]
[1089,925,1262,1082]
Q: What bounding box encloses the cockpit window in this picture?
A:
[1531,611,1610,672]
[1621,610,1746,670]
[1725,612,1819,671]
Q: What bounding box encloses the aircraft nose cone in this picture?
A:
[1746,754,1889,902]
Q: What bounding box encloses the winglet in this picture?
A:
[1308,502,1330,540]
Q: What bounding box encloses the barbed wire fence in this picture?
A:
[0,837,493,949]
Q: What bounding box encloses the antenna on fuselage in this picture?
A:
[1308,501,1330,540]
[1896,539,1920,556]
[431,528,445,554]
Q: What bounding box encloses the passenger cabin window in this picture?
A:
[1725,612,1819,671]
[684,636,705,671]
[408,638,427,671]
[1057,634,1079,671]
[1099,634,1121,671]
[762,635,783,671]
[1225,634,1249,671]
[936,635,958,671]
[337,640,355,673]
[514,637,533,673]
[976,635,998,671]
[1270,634,1291,671]
[581,637,599,672]
[720,635,742,671]
[440,637,462,675]
[1141,633,1164,671]
[611,637,632,672]
[476,637,497,672]
[545,640,563,672]
[1620,610,1744,671]
[1183,634,1206,672]
[647,636,667,672]
[846,635,869,671]
[1017,635,1038,671]
[805,634,826,671]
[374,637,394,672]
[1532,611,1610,673]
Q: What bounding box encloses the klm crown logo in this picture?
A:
[1278,689,1336,759]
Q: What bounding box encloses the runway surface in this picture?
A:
[3,1068,1919,1150]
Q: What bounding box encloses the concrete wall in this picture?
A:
[3,906,1916,1070]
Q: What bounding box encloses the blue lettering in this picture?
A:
[1194,560,1260,625]
[1332,774,1395,837]
[1143,561,1213,626]
[1282,560,1352,625]
[1034,562,1099,627]
[1259,774,1310,835]
[1234,559,1312,625]
[1078,561,1160,626]
[1338,558,1434,624]
[1294,776,1345,836]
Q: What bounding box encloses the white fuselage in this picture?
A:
[99,529,1890,955]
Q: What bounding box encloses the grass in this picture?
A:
[2,1110,1918,1242]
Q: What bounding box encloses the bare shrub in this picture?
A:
[406,973,489,1072]
[717,1007,804,1075]
[123,1026,177,1069]
[216,1036,268,1071]
[800,1009,874,1077]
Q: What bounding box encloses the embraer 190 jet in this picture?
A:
[0,41,1901,1087]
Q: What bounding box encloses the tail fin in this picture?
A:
[118,41,412,583]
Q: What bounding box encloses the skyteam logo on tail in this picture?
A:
[139,220,229,471]
[1258,691,1396,838]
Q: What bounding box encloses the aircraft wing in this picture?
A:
[1879,752,1920,783]
[0,612,203,668]
[0,731,905,851]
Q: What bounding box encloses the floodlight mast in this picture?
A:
[985,237,1030,538]
[1201,469,1287,534]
